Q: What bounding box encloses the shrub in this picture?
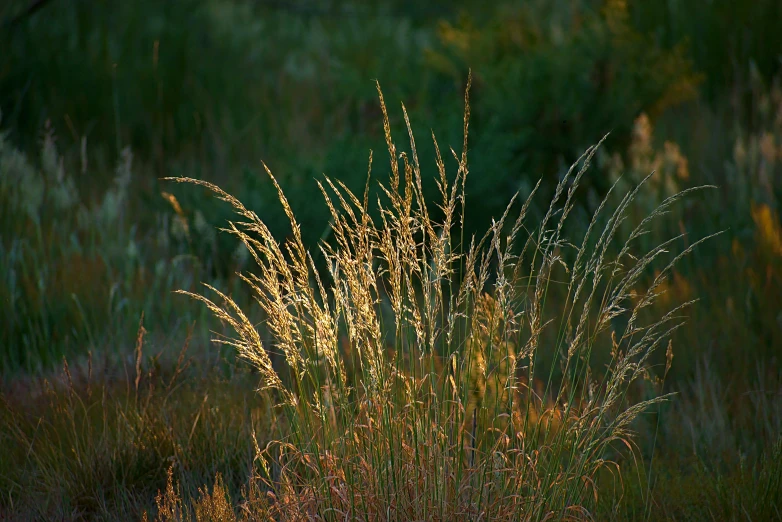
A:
[425,0,702,236]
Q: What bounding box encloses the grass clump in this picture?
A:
[160,76,712,520]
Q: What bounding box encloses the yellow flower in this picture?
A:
[751,202,782,257]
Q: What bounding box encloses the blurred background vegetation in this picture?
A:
[1,0,781,518]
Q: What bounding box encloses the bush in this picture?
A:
[425,0,701,237]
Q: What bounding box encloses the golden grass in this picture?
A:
[160,74,715,520]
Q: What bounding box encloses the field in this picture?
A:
[1,1,781,520]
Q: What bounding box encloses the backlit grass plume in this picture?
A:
[166,74,714,521]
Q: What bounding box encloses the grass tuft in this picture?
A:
[163,76,711,520]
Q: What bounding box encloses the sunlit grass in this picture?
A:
[146,76,723,520]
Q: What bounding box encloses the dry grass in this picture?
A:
[0,324,273,521]
[152,74,715,521]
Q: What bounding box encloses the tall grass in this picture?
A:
[162,77,712,520]
[0,119,245,374]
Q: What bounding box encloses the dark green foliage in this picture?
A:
[1,0,706,247]
[629,0,782,105]
[426,1,701,231]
